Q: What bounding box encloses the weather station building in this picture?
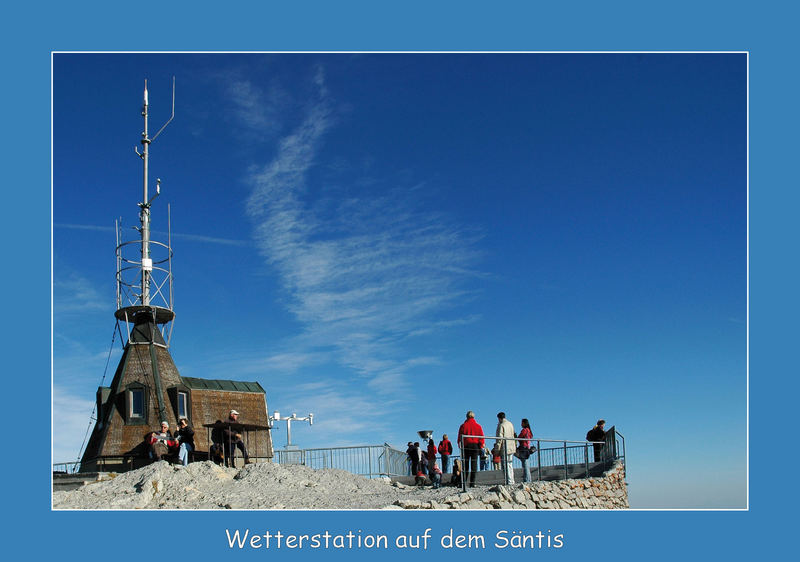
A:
[79,81,274,472]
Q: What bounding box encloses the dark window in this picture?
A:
[178,391,188,419]
[130,389,144,418]
[124,383,149,425]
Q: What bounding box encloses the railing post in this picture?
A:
[584,443,589,478]
[502,439,508,485]
[536,440,542,481]
[462,447,467,492]
[563,441,568,480]
[368,447,373,479]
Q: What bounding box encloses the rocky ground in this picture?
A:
[52,460,627,510]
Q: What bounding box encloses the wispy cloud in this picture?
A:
[223,67,290,141]
[53,387,96,464]
[53,271,108,316]
[54,223,249,246]
[241,68,482,397]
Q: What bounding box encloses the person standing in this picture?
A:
[223,409,253,466]
[406,442,416,475]
[430,459,443,489]
[438,434,453,473]
[175,417,195,466]
[427,438,437,470]
[491,444,501,470]
[586,419,607,461]
[413,442,424,474]
[495,412,517,484]
[479,445,489,471]
[517,418,533,483]
[457,411,485,488]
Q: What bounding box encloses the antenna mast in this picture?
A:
[116,78,176,344]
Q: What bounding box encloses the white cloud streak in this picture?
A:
[54,223,248,246]
[242,69,482,396]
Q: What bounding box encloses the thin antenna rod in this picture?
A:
[151,76,175,142]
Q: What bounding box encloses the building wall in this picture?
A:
[189,389,273,460]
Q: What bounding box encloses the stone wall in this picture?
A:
[393,461,628,509]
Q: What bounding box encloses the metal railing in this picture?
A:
[457,426,625,490]
[272,443,408,478]
[55,429,626,485]
[52,461,82,475]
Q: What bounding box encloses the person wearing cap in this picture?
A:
[222,409,253,466]
[147,421,177,462]
[586,419,607,461]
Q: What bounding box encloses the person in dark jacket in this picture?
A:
[222,409,253,466]
[175,417,195,466]
[586,419,607,461]
[457,410,485,487]
[438,434,453,473]
[406,442,415,475]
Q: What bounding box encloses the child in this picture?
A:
[492,444,502,470]
[430,460,443,489]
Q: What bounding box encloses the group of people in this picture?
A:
[405,434,455,489]
[147,409,254,467]
[410,412,609,489]
[456,410,536,487]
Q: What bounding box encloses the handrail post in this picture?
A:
[584,443,589,478]
[537,440,542,482]
[563,441,568,480]
[461,446,467,492]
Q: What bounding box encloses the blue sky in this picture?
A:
[53,53,746,508]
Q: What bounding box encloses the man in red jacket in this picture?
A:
[438,433,453,474]
[457,411,485,487]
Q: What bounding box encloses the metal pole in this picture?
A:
[563,441,568,480]
[140,80,151,306]
[584,443,589,478]
[537,440,542,481]
[502,439,509,485]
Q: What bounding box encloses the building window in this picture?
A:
[125,383,148,425]
[130,389,144,418]
[168,385,191,423]
[178,391,188,419]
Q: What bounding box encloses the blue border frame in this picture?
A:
[11,0,791,559]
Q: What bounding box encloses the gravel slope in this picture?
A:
[52,461,466,510]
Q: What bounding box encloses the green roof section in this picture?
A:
[181,376,265,394]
